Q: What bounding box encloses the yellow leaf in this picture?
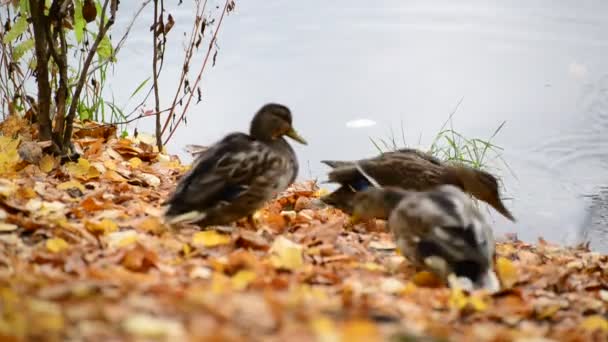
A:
[182,244,192,257]
[129,157,143,169]
[210,272,231,294]
[412,271,443,287]
[496,257,518,288]
[400,282,418,296]
[0,136,21,174]
[57,180,86,192]
[85,219,119,235]
[107,230,138,248]
[269,236,304,271]
[65,158,100,180]
[46,238,69,253]
[449,287,469,310]
[581,315,608,332]
[311,316,339,342]
[341,319,380,342]
[449,287,488,312]
[231,270,257,291]
[103,159,117,170]
[27,299,64,332]
[192,230,231,247]
[38,155,56,173]
[313,188,330,198]
[103,170,127,182]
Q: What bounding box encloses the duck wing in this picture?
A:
[324,151,443,190]
[164,133,270,220]
[393,148,443,166]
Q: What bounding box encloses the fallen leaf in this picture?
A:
[122,244,158,271]
[311,316,339,342]
[496,257,518,288]
[269,236,304,271]
[27,299,64,332]
[413,271,444,287]
[85,219,119,235]
[123,314,184,339]
[107,230,138,248]
[192,230,232,247]
[46,238,70,253]
[0,222,18,231]
[65,158,100,180]
[231,270,257,291]
[581,315,608,332]
[38,154,57,173]
[341,319,380,342]
[449,287,488,312]
[135,216,165,234]
[0,136,21,173]
[57,180,86,192]
[128,157,143,169]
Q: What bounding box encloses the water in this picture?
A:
[106,0,608,251]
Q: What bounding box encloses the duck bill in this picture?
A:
[285,127,308,145]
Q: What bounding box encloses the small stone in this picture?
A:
[18,141,43,164]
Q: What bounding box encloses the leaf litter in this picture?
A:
[0,120,607,341]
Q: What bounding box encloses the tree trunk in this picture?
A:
[28,0,53,145]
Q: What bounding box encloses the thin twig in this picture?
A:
[164,0,229,145]
[160,0,207,136]
[62,0,116,151]
[152,0,162,149]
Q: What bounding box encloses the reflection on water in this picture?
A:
[109,1,608,250]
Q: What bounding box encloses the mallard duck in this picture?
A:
[321,148,515,221]
[163,103,307,227]
[351,182,500,291]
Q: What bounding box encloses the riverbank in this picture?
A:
[0,117,606,341]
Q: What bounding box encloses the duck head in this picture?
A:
[449,166,515,222]
[250,103,307,145]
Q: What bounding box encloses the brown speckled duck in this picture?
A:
[321,148,515,221]
[163,103,306,227]
[351,182,500,292]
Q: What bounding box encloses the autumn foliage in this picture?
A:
[0,116,607,341]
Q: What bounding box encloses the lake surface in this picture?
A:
[106,0,608,251]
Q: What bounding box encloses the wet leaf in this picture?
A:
[192,230,232,247]
[270,236,304,271]
[46,238,70,253]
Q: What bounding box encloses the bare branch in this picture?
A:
[62,0,117,151]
